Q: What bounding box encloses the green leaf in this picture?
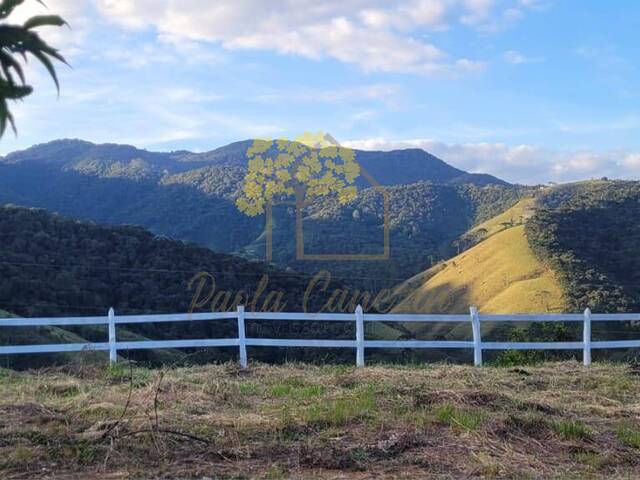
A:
[0,27,68,90]
[0,97,16,136]
[0,50,25,84]
[28,48,59,91]
[23,15,68,30]
[0,0,25,20]
[0,0,65,137]
[37,42,68,65]
[0,79,32,99]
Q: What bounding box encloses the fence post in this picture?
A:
[108,307,117,364]
[470,306,482,366]
[583,308,592,366]
[355,304,365,368]
[237,305,248,369]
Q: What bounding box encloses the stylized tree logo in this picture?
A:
[236,133,360,218]
[236,132,389,262]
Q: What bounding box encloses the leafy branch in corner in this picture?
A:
[0,0,68,136]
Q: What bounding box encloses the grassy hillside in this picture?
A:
[459,197,535,250]
[394,225,567,315]
[364,224,570,359]
[382,184,640,359]
[2,362,640,478]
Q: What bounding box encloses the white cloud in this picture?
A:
[360,1,448,31]
[622,154,640,170]
[503,50,543,65]
[250,84,402,108]
[93,0,537,76]
[460,0,537,32]
[461,0,495,26]
[342,137,640,184]
[100,37,225,70]
[503,50,526,64]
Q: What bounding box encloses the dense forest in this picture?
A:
[242,181,526,287]
[0,139,522,289]
[526,180,640,312]
[0,205,314,316]
[0,205,363,367]
[3,177,640,367]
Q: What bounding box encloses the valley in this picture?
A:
[0,3,636,478]
[0,139,525,288]
[1,140,640,367]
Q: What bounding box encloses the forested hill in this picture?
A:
[0,204,323,318]
[0,139,521,288]
[526,180,640,312]
[389,180,640,316]
[1,138,506,186]
[0,205,362,368]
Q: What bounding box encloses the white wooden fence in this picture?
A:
[2,306,640,367]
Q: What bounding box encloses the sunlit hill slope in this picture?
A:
[394,201,568,315]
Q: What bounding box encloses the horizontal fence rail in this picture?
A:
[1,306,640,367]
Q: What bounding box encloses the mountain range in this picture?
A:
[1,137,640,366]
[2,138,638,319]
[0,139,523,287]
[0,138,506,186]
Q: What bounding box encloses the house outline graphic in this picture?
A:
[264,163,390,262]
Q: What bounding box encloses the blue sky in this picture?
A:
[1,0,639,184]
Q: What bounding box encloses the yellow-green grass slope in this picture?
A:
[395,225,567,315]
[394,197,567,315]
[382,200,569,346]
[465,197,536,242]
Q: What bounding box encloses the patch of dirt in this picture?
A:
[300,431,425,471]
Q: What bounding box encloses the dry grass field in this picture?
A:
[1,360,640,479]
[465,198,536,241]
[394,225,567,315]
